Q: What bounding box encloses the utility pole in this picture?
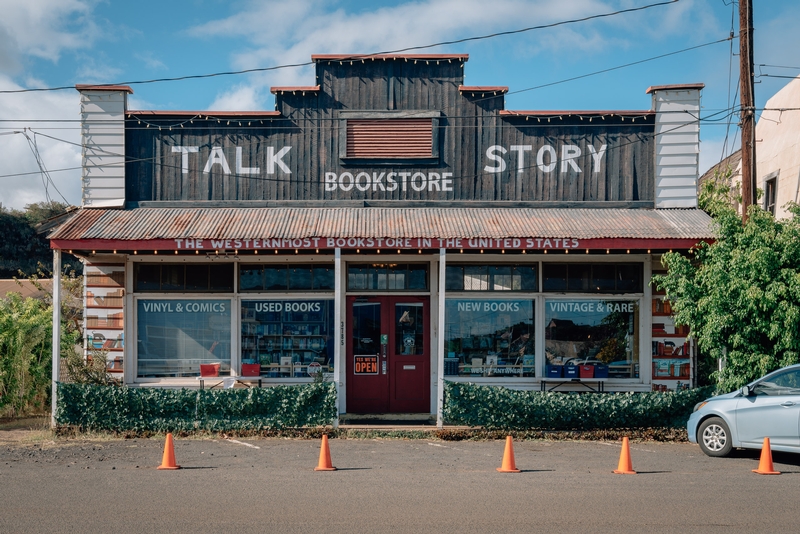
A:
[739,0,756,222]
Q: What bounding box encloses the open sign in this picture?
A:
[354,355,378,374]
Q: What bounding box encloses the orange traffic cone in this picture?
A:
[314,434,337,471]
[752,437,780,475]
[613,436,636,474]
[496,435,521,473]
[157,433,181,470]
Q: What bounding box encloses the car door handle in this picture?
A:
[780,401,795,407]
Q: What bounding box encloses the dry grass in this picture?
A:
[0,416,55,444]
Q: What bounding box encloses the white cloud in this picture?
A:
[0,76,82,210]
[207,84,265,111]
[135,52,167,71]
[184,0,730,111]
[0,0,99,64]
[0,0,103,209]
[186,0,615,109]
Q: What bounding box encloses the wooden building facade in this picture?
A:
[52,54,711,424]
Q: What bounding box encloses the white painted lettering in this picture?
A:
[266,146,292,174]
[537,145,557,173]
[172,146,198,174]
[484,145,507,173]
[587,144,607,174]
[510,145,532,173]
[560,145,581,173]
[235,147,259,174]
[203,147,231,175]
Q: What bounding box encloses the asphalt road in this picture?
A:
[1,436,799,533]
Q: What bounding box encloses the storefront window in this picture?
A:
[446,264,537,291]
[239,264,334,291]
[542,263,642,293]
[347,264,428,290]
[136,299,231,377]
[134,264,234,292]
[241,300,334,378]
[544,299,639,378]
[444,299,535,377]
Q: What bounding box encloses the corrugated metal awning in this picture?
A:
[50,207,713,251]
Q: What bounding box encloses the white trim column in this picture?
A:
[436,248,446,427]
[51,250,62,428]
[333,248,342,428]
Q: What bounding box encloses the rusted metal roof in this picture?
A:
[646,83,705,94]
[75,84,133,93]
[51,207,713,245]
[312,54,469,61]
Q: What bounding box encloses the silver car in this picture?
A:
[687,364,800,457]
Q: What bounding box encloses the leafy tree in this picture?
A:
[652,174,800,392]
[0,271,83,417]
[0,201,81,278]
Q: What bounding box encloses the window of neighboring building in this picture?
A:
[347,263,428,291]
[764,172,778,215]
[134,264,234,292]
[445,264,538,291]
[542,263,642,293]
[239,264,334,292]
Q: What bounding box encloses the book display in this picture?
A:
[241,300,334,378]
[651,272,692,386]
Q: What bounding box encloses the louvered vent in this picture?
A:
[346,119,433,158]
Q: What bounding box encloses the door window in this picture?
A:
[353,303,381,355]
[395,303,424,355]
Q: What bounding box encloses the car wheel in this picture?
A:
[697,417,733,457]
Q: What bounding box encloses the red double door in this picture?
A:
[346,296,430,414]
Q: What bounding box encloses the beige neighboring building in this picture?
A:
[756,75,800,219]
[700,75,800,218]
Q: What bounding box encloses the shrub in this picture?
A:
[55,381,337,433]
[443,381,714,430]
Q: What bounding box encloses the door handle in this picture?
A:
[780,401,795,407]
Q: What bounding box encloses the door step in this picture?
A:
[339,413,436,426]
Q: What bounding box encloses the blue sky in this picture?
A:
[1,0,799,209]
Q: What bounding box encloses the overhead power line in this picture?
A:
[0,0,680,95]
[508,36,732,96]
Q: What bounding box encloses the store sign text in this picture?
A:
[354,355,379,374]
[548,301,634,313]
[141,301,227,313]
[457,301,520,312]
[173,237,580,251]
[324,171,453,192]
[484,143,607,174]
[253,301,321,313]
[171,146,291,175]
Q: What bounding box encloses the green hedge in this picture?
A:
[56,381,337,433]
[443,381,714,430]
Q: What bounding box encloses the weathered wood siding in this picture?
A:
[126,58,655,203]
